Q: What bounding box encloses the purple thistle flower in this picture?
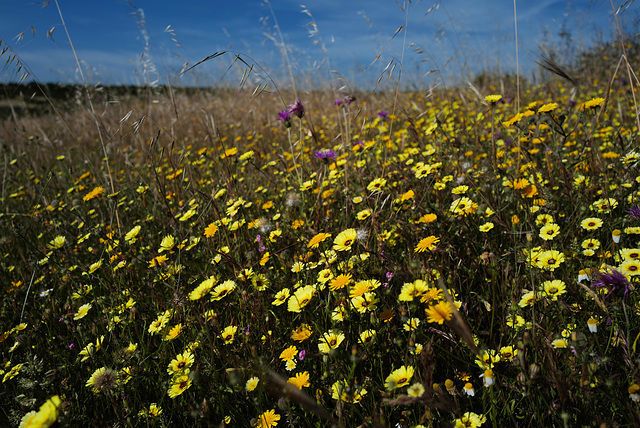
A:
[627,205,640,219]
[288,99,305,118]
[277,110,292,127]
[592,268,632,300]
[377,111,388,119]
[334,99,343,107]
[314,149,337,160]
[343,95,356,105]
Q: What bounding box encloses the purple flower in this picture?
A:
[627,205,640,219]
[314,149,337,160]
[277,110,292,127]
[298,349,306,361]
[288,99,305,118]
[377,111,388,119]
[69,343,75,350]
[592,268,632,300]
[334,99,343,107]
[343,95,356,105]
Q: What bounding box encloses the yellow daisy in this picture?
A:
[415,236,440,253]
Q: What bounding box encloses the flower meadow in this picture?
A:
[2,72,640,427]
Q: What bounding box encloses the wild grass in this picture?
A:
[2,3,640,428]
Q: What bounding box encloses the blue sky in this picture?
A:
[0,1,632,88]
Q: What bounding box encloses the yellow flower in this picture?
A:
[221,147,238,158]
[581,97,605,110]
[331,379,367,403]
[407,382,425,397]
[287,371,310,390]
[552,338,568,349]
[83,186,105,201]
[398,279,429,302]
[359,329,376,345]
[619,248,640,260]
[85,367,108,392]
[479,222,494,232]
[581,217,603,230]
[519,290,538,308]
[291,324,312,342]
[415,235,440,253]
[542,279,566,300]
[404,318,421,331]
[484,94,502,104]
[272,288,290,306]
[220,325,237,345]
[87,259,102,274]
[259,252,270,266]
[168,351,195,375]
[148,254,168,268]
[74,303,92,320]
[418,213,437,223]
[384,365,414,390]
[246,376,259,392]
[47,235,66,250]
[20,395,61,428]
[287,285,315,313]
[400,189,414,201]
[158,235,176,253]
[539,223,560,241]
[210,280,236,301]
[148,312,170,335]
[237,150,254,161]
[125,225,141,243]
[620,259,640,276]
[366,177,387,193]
[449,197,478,216]
[537,250,565,271]
[279,345,298,362]
[333,228,357,252]
[329,273,352,291]
[3,363,24,382]
[164,324,183,341]
[537,102,558,113]
[425,301,453,324]
[475,350,500,369]
[307,232,331,249]
[255,409,280,428]
[351,292,379,313]
[318,329,345,354]
[356,209,371,220]
[167,375,192,398]
[453,412,486,428]
[204,222,218,238]
[499,345,517,361]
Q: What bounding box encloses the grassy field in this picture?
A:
[2,16,640,428]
